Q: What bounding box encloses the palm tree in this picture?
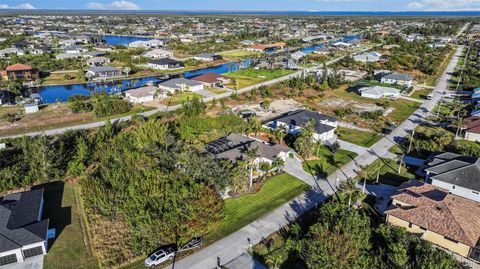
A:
[339,178,358,208]
[245,146,259,190]
[265,254,282,269]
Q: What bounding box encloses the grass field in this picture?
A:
[225,68,294,89]
[425,48,456,86]
[389,99,421,124]
[205,173,308,242]
[302,146,358,177]
[336,127,383,148]
[44,183,98,269]
[220,50,263,59]
[410,89,432,100]
[162,92,203,105]
[356,158,417,186]
[205,87,228,95]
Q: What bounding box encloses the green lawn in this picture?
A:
[44,183,99,269]
[225,68,294,89]
[336,127,383,148]
[389,99,421,124]
[356,158,417,186]
[205,87,228,95]
[410,89,432,100]
[302,146,358,177]
[163,92,203,105]
[219,50,263,59]
[205,173,308,242]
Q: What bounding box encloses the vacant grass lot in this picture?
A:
[205,173,308,242]
[302,146,358,177]
[410,89,432,100]
[44,183,98,269]
[161,92,203,105]
[356,158,417,186]
[225,68,294,89]
[220,50,263,59]
[389,99,421,124]
[336,127,383,148]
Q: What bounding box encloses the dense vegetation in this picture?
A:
[69,92,132,117]
[254,198,466,269]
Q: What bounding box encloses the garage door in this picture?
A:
[23,246,44,259]
[0,254,18,266]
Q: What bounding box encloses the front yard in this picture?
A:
[302,146,358,177]
[225,68,294,89]
[336,127,383,148]
[356,157,417,186]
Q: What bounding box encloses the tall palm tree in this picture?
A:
[339,178,358,208]
[245,146,259,190]
[265,254,282,269]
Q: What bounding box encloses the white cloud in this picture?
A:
[0,2,35,9]
[86,0,140,10]
[408,0,480,11]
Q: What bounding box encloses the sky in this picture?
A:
[1,0,480,11]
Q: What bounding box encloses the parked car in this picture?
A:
[144,247,175,267]
[427,93,433,100]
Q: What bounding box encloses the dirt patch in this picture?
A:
[231,99,304,121]
[318,97,383,113]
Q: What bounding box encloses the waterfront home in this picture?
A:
[86,57,111,67]
[158,78,204,93]
[64,45,88,54]
[425,152,480,202]
[191,72,231,87]
[0,48,24,59]
[0,189,51,267]
[143,48,174,59]
[358,86,400,99]
[193,53,223,62]
[129,39,168,49]
[380,72,414,87]
[124,86,158,103]
[147,58,184,70]
[263,109,338,143]
[385,180,480,262]
[313,47,330,55]
[0,64,38,81]
[56,53,82,60]
[353,51,382,63]
[85,66,122,79]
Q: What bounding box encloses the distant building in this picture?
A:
[193,53,222,62]
[0,189,51,267]
[263,109,338,142]
[191,72,231,87]
[147,58,184,70]
[358,86,400,99]
[291,51,306,61]
[1,64,39,81]
[425,152,480,202]
[313,47,330,55]
[385,180,480,261]
[143,49,174,59]
[86,57,110,67]
[380,72,414,87]
[157,78,204,93]
[85,66,122,79]
[462,117,480,142]
[353,51,382,63]
[124,86,158,103]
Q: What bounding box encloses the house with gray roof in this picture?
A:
[193,53,222,62]
[381,72,414,87]
[425,152,480,202]
[358,85,400,99]
[157,78,204,93]
[263,109,338,143]
[0,189,50,267]
[85,66,122,79]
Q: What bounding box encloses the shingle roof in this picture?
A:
[149,58,183,66]
[425,153,480,191]
[0,189,48,252]
[268,110,337,135]
[382,72,414,81]
[125,86,157,98]
[386,181,480,247]
[158,78,203,89]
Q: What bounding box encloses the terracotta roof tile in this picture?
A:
[6,63,33,71]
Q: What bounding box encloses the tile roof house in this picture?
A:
[1,64,39,81]
[263,109,338,143]
[0,189,50,267]
[385,180,480,261]
[424,152,480,202]
[191,72,231,87]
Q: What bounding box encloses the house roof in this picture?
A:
[125,86,157,98]
[463,117,480,134]
[0,189,49,252]
[87,66,121,73]
[359,86,400,96]
[385,181,480,247]
[158,78,203,89]
[268,109,337,135]
[425,153,480,192]
[191,72,230,84]
[382,72,414,81]
[149,58,183,66]
[6,64,33,71]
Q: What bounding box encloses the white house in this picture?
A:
[86,57,110,67]
[380,72,414,87]
[0,189,51,267]
[86,66,122,79]
[64,46,88,54]
[143,49,174,59]
[24,103,39,114]
[193,53,222,62]
[425,152,480,202]
[157,78,204,93]
[358,86,400,99]
[264,109,338,143]
[462,118,480,142]
[124,86,158,103]
[147,58,184,70]
[353,51,382,63]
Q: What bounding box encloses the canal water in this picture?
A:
[36,59,252,103]
[102,35,152,46]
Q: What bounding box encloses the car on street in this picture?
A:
[427,93,433,100]
[144,247,175,267]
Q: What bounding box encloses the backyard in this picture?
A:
[336,127,383,147]
[356,157,417,186]
[302,146,358,177]
[43,183,98,269]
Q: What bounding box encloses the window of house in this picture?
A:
[23,246,44,259]
[408,223,413,228]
